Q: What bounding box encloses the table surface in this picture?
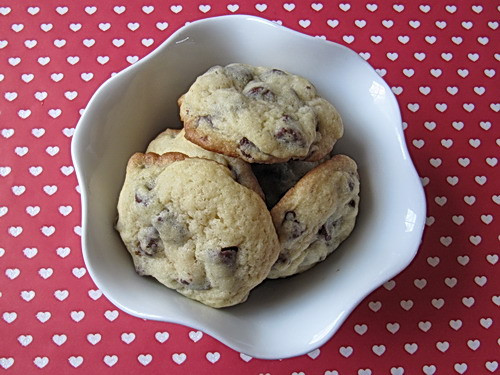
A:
[0,1,498,374]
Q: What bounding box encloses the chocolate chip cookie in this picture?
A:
[179,63,343,163]
[147,128,264,199]
[268,155,360,278]
[116,152,280,307]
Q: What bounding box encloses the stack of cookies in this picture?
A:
[116,63,360,308]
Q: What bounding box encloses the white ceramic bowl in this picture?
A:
[72,15,426,359]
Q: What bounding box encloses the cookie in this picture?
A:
[116,152,280,308]
[267,155,360,279]
[147,128,264,199]
[179,63,343,163]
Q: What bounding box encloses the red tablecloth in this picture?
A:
[1,1,498,374]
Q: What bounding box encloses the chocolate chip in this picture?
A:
[318,225,332,241]
[219,246,238,266]
[291,225,305,239]
[283,210,306,239]
[239,149,252,159]
[245,86,276,101]
[147,238,159,250]
[238,137,257,159]
[275,115,307,146]
[196,115,214,128]
[135,264,146,275]
[178,278,211,290]
[135,186,151,206]
[138,226,163,256]
[318,215,343,243]
[270,68,287,75]
[275,127,306,146]
[284,211,296,221]
[153,209,189,245]
[135,193,144,204]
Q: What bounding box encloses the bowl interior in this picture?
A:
[73,15,425,359]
